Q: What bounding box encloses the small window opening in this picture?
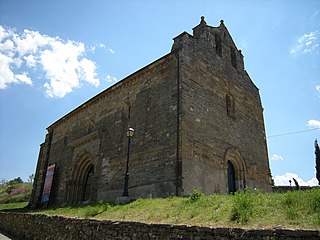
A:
[226,94,235,118]
[215,34,222,56]
[230,46,237,69]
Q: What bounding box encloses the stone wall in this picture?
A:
[175,18,271,195]
[0,212,319,240]
[272,186,315,193]
[31,53,180,207]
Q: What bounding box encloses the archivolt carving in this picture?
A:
[71,150,93,182]
[65,149,95,203]
[224,147,247,190]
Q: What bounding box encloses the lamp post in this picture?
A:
[123,127,134,197]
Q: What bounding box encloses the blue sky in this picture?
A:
[0,0,319,186]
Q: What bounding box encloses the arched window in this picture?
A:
[82,165,94,202]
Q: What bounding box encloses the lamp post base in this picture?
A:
[115,196,134,205]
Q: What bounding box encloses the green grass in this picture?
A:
[0,202,29,210]
[1,188,319,230]
[0,183,32,204]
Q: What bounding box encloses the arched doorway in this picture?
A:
[82,165,94,201]
[227,161,236,193]
[224,147,247,193]
[67,150,96,204]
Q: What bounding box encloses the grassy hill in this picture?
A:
[1,188,319,230]
[0,182,32,204]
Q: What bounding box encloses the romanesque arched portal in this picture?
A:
[65,150,95,204]
[224,147,247,193]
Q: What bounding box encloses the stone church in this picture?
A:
[30,17,272,207]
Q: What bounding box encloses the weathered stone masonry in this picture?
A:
[1,213,319,240]
[30,17,272,207]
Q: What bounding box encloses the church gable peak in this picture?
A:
[172,16,245,71]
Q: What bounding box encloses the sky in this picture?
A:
[0,0,319,186]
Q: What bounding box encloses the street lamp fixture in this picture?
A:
[123,127,134,197]
[126,127,135,138]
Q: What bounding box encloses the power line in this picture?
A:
[267,128,320,138]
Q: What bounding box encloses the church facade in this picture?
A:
[30,17,272,207]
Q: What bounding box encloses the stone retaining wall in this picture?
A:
[0,212,319,240]
[272,186,315,193]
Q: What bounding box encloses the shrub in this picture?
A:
[230,191,253,224]
[186,188,203,204]
[5,185,14,195]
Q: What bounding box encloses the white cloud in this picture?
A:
[98,43,115,54]
[0,39,14,51]
[0,25,12,42]
[40,40,96,98]
[108,48,115,54]
[307,119,320,128]
[271,154,283,161]
[79,58,99,86]
[105,74,117,83]
[15,73,32,85]
[0,25,100,98]
[274,172,318,186]
[24,55,37,67]
[316,85,320,93]
[290,30,320,55]
[0,52,33,88]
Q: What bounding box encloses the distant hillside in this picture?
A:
[0,182,32,204]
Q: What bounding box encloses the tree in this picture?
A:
[292,177,299,190]
[0,178,8,186]
[28,173,35,183]
[8,177,23,185]
[315,139,320,185]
